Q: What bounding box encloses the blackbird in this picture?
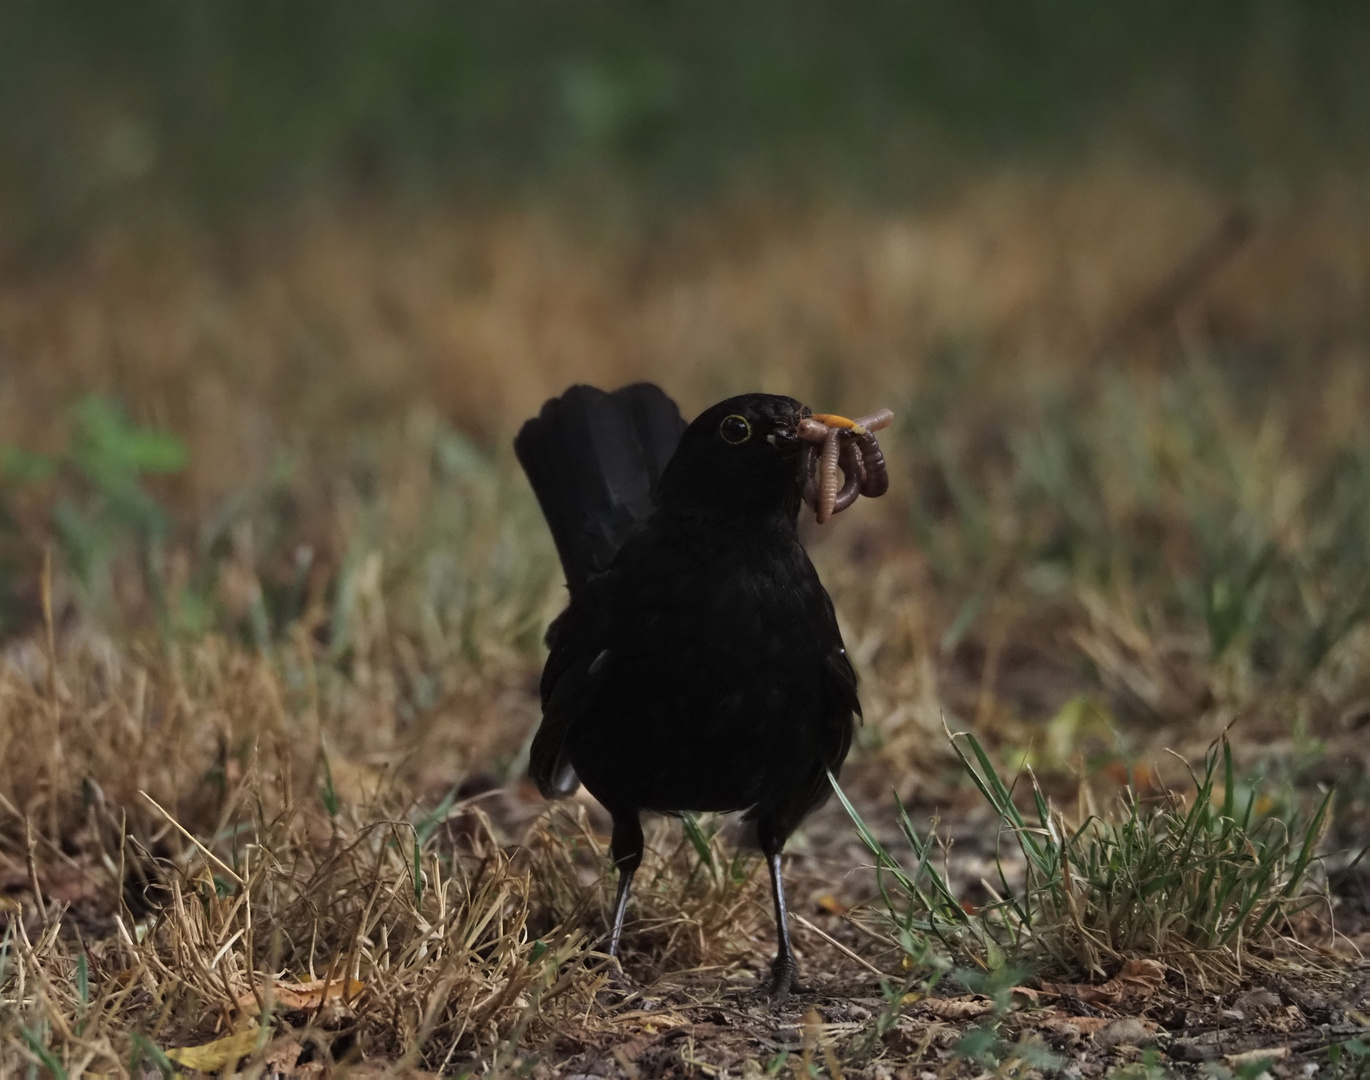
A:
[514,383,861,996]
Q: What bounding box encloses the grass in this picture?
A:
[836,731,1334,986]
[0,624,783,1073]
[1,169,1368,1071]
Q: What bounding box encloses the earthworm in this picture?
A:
[796,407,893,523]
[816,428,843,522]
[851,409,892,498]
[830,439,863,516]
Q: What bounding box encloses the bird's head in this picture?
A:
[657,393,814,521]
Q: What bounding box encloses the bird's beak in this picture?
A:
[766,425,801,451]
[767,412,808,452]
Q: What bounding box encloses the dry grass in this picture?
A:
[3,160,1367,465]
[0,629,554,1073]
[2,159,1370,1072]
[0,624,794,1073]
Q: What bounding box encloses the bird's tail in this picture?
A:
[514,383,686,592]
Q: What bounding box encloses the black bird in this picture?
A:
[514,383,861,995]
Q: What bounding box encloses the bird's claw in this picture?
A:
[595,960,637,1006]
[763,954,802,999]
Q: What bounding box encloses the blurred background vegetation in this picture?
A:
[2,0,1369,782]
[4,1,1368,231]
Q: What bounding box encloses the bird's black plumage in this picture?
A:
[514,383,687,594]
[515,384,860,995]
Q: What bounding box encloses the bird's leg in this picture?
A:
[763,844,800,997]
[607,869,635,958]
[607,813,644,959]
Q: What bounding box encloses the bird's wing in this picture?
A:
[824,642,861,764]
[775,613,862,829]
[527,600,609,798]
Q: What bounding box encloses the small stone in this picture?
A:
[1093,1017,1151,1050]
[1234,989,1281,1017]
[825,1001,872,1022]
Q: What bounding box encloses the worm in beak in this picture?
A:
[796,408,894,523]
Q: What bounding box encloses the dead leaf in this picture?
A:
[261,1035,306,1072]
[1009,986,1042,1008]
[165,1028,263,1071]
[919,997,995,1020]
[235,977,366,1014]
[1038,1013,1161,1040]
[1040,959,1167,1005]
[1038,1014,1116,1037]
[1225,1046,1289,1068]
[1114,958,1167,995]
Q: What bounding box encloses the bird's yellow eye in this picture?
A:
[719,414,751,445]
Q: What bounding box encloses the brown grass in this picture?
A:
[4,160,1367,469]
[0,623,795,1073]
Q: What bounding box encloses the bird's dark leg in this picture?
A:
[763,841,800,997]
[607,813,643,958]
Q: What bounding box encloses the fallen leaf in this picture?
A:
[1225,1046,1289,1068]
[919,997,995,1020]
[1038,1014,1162,1040]
[1094,1017,1154,1050]
[235,977,366,1013]
[165,1028,262,1071]
[1038,1014,1116,1037]
[1040,959,1167,1005]
[261,1035,305,1072]
[1009,986,1042,1008]
[1114,959,1167,995]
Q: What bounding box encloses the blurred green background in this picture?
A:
[4,0,1369,235]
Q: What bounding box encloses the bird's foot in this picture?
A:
[594,957,637,1006]
[763,954,803,999]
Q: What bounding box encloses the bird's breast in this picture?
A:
[565,535,851,816]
